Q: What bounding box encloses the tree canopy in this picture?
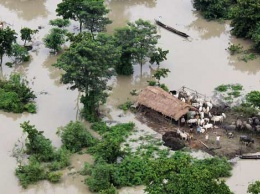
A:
[0,27,17,65]
[53,33,120,121]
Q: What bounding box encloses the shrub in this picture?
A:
[59,121,96,153]
[232,103,258,117]
[227,43,243,55]
[49,148,71,171]
[15,157,46,188]
[47,171,62,183]
[0,73,36,113]
[248,181,260,194]
[246,91,260,108]
[86,159,115,192]
[20,121,55,162]
[99,185,118,194]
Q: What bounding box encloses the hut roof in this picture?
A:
[137,86,192,121]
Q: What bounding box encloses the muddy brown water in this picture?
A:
[0,0,259,193]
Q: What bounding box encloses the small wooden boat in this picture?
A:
[239,155,260,159]
[155,19,189,38]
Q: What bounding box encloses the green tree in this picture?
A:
[129,19,160,69]
[20,27,38,46]
[0,27,17,65]
[246,91,260,108]
[153,68,170,85]
[114,19,160,75]
[53,33,120,121]
[80,0,112,38]
[43,28,67,53]
[231,0,260,38]
[49,18,70,28]
[11,43,30,64]
[248,181,260,194]
[149,47,169,67]
[193,0,232,20]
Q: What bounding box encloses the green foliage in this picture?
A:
[252,23,260,51]
[227,43,243,55]
[15,157,46,188]
[80,162,92,175]
[20,121,55,162]
[239,53,256,62]
[114,19,160,74]
[49,18,70,28]
[149,47,169,66]
[0,26,17,64]
[91,122,109,134]
[56,0,111,33]
[59,121,96,153]
[231,0,260,39]
[99,185,118,194]
[47,171,62,183]
[112,155,150,186]
[147,80,157,86]
[193,0,232,20]
[144,152,233,194]
[215,84,243,103]
[86,159,115,192]
[53,33,120,121]
[0,73,36,113]
[20,27,38,46]
[232,103,258,117]
[118,99,133,111]
[11,43,30,64]
[159,83,169,92]
[153,68,170,85]
[246,91,260,108]
[248,181,260,194]
[43,28,67,53]
[49,148,71,171]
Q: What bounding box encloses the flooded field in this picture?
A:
[0,0,259,193]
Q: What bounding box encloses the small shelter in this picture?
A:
[137,86,192,121]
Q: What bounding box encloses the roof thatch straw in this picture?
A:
[137,86,192,121]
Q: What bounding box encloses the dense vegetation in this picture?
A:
[82,122,233,194]
[15,120,95,188]
[0,73,36,113]
[248,181,260,194]
[193,0,260,52]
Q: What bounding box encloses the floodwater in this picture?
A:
[0,0,259,193]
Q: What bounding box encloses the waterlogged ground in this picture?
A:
[0,0,259,193]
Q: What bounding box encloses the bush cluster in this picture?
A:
[0,73,36,113]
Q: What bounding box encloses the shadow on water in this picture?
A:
[0,0,48,21]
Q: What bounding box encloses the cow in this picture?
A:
[240,135,254,146]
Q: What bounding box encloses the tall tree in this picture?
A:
[81,0,112,38]
[114,19,160,75]
[56,0,111,34]
[0,27,17,65]
[20,27,38,46]
[149,47,169,67]
[53,33,120,121]
[43,28,67,53]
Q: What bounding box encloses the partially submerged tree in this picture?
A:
[56,0,111,33]
[49,18,70,28]
[53,33,120,121]
[153,68,170,85]
[248,181,260,194]
[149,47,169,67]
[43,28,67,53]
[20,27,38,46]
[11,43,30,64]
[0,27,17,65]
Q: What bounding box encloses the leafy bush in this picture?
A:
[99,185,118,194]
[15,157,46,188]
[227,43,243,55]
[0,73,36,113]
[59,121,96,153]
[246,91,260,108]
[112,156,150,186]
[232,103,258,117]
[91,122,109,134]
[86,159,115,192]
[248,181,260,194]
[49,148,71,171]
[118,99,133,111]
[47,171,62,183]
[20,121,55,162]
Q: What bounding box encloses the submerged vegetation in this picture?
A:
[0,73,36,113]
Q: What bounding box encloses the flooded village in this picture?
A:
[0,0,260,194]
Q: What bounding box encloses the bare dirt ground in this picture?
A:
[135,108,260,159]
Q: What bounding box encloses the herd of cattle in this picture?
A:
[170,89,260,146]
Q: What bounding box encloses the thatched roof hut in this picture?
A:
[137,86,192,121]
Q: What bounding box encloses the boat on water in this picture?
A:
[154,19,189,38]
[239,155,260,159]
